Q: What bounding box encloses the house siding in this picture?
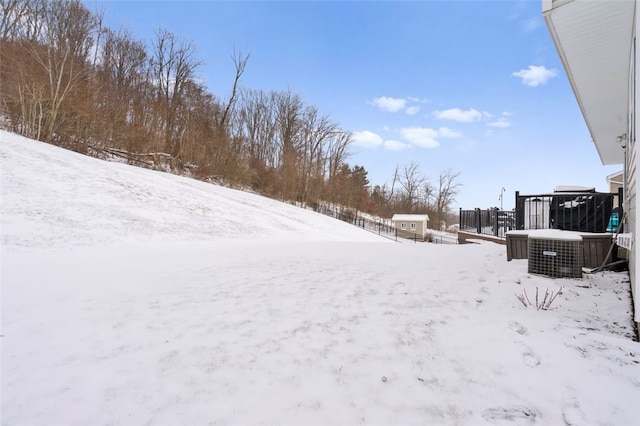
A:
[631,20,639,324]
[394,221,426,237]
[412,222,425,236]
[543,0,638,329]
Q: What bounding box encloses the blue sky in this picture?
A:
[90,0,622,211]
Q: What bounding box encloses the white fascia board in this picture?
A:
[544,0,634,165]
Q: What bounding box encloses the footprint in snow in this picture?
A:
[481,406,539,424]
[520,344,541,368]
[508,321,528,336]
[562,397,586,426]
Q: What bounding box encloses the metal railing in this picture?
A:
[514,189,621,233]
[459,188,622,239]
[311,203,397,241]
[459,208,515,238]
[311,203,457,243]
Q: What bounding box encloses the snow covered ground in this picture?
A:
[1,130,639,425]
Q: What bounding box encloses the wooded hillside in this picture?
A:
[0,0,460,226]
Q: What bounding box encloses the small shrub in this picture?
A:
[515,287,563,310]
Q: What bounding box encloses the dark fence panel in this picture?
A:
[461,188,622,239]
[459,208,515,238]
[514,189,622,233]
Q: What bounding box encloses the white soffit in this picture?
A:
[544,0,634,165]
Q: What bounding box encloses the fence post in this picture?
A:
[515,191,525,230]
[493,209,499,237]
[475,208,481,234]
[618,186,624,212]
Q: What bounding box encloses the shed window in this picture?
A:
[410,223,416,230]
[401,222,407,230]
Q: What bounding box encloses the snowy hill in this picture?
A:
[1,130,639,426]
[0,130,385,251]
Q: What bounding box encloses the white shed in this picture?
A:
[391,214,430,237]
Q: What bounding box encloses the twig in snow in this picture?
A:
[515,293,529,308]
[515,287,563,310]
[543,287,563,310]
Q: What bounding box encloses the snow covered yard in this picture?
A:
[1,131,639,425]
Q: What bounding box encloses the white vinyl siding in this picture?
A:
[631,30,638,323]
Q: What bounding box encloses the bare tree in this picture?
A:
[420,181,435,211]
[433,168,462,229]
[207,49,251,182]
[0,0,48,42]
[150,27,202,159]
[0,37,46,137]
[1,0,100,144]
[219,49,250,128]
[274,90,303,200]
[1,0,31,40]
[397,161,426,212]
[239,89,277,164]
[94,27,148,149]
[298,106,340,204]
[234,88,278,190]
[324,131,350,177]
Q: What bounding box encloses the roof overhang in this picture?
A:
[543,0,635,165]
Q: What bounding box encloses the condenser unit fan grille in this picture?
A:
[528,236,582,278]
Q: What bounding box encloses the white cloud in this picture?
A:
[488,118,512,128]
[372,96,407,112]
[352,130,384,148]
[433,108,483,123]
[400,127,440,148]
[372,96,423,115]
[522,17,542,32]
[405,106,421,115]
[512,65,558,87]
[384,140,410,151]
[438,127,462,138]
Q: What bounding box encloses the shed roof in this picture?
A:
[543,0,634,165]
[606,170,624,185]
[391,214,429,222]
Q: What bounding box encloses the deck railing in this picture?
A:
[460,188,622,239]
[459,208,516,238]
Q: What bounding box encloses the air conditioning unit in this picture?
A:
[528,231,583,278]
